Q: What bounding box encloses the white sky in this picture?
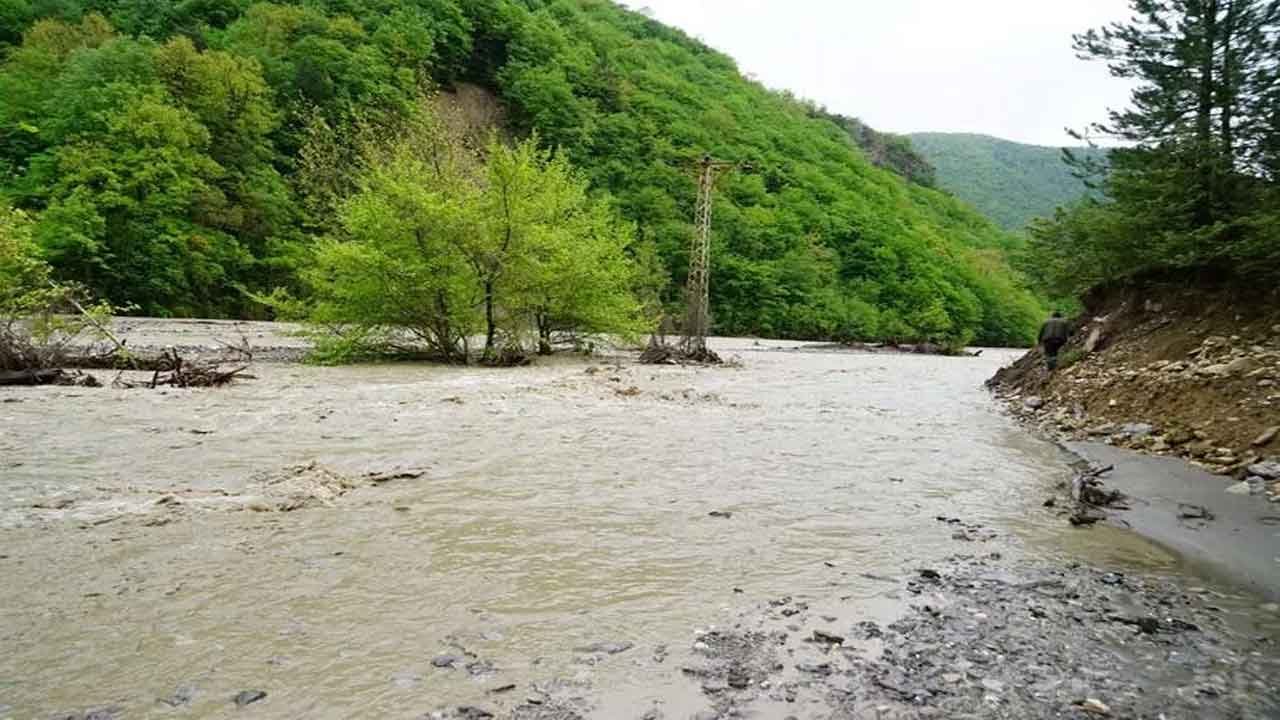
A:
[621,0,1136,146]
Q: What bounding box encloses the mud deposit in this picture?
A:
[1,325,1277,718]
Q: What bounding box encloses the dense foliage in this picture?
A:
[908,133,1105,232]
[0,0,1046,346]
[1025,0,1280,298]
[280,111,650,363]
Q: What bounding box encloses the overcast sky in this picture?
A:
[621,0,1136,146]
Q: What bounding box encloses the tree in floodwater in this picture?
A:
[278,103,650,364]
[0,202,113,372]
[1027,0,1280,296]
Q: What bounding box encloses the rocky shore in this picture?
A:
[988,280,1280,503]
[419,556,1279,720]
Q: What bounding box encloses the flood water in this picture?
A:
[0,331,1268,718]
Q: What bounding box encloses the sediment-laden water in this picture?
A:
[0,327,1273,718]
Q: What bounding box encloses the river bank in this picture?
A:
[2,322,1278,718]
[988,278,1280,501]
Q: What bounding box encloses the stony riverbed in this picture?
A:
[1,321,1277,719]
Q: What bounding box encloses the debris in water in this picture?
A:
[232,690,266,707]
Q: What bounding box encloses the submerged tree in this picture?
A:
[280,102,650,364]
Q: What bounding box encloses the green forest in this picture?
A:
[1024,0,1280,299]
[908,133,1104,232]
[0,0,1047,352]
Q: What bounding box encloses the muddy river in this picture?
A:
[0,327,1273,718]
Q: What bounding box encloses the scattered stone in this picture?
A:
[1197,364,1231,377]
[1079,698,1111,715]
[708,510,733,519]
[919,569,941,581]
[1226,481,1252,495]
[1253,427,1279,447]
[1043,497,1056,508]
[232,690,266,708]
[487,684,516,694]
[1225,357,1262,375]
[1024,396,1044,410]
[796,662,832,675]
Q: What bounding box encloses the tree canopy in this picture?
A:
[1026,0,1280,298]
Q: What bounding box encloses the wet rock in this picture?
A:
[1118,422,1154,437]
[574,641,634,655]
[158,684,197,707]
[809,629,845,646]
[1248,461,1280,479]
[1078,698,1111,715]
[1178,504,1214,521]
[232,690,267,707]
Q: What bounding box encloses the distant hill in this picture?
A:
[907,133,1105,231]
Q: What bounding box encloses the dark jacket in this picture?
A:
[1038,318,1070,345]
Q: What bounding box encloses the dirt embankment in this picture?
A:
[988,275,1280,499]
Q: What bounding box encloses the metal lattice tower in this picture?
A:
[682,155,736,356]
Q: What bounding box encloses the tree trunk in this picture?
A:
[483,280,496,359]
[1218,0,1239,169]
[537,313,552,356]
[1196,0,1221,225]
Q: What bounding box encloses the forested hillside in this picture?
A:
[908,133,1103,231]
[0,0,1046,346]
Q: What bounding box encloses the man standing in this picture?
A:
[1038,311,1070,371]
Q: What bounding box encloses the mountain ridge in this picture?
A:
[907,132,1104,231]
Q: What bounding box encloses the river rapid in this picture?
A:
[0,329,1274,718]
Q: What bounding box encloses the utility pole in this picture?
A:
[682,154,738,358]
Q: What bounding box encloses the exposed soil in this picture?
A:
[989,275,1280,495]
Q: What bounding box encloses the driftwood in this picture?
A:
[112,343,253,389]
[0,368,100,387]
[1068,464,1127,526]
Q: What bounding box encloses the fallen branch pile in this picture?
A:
[112,340,254,389]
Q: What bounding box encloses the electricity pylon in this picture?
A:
[682,154,739,357]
